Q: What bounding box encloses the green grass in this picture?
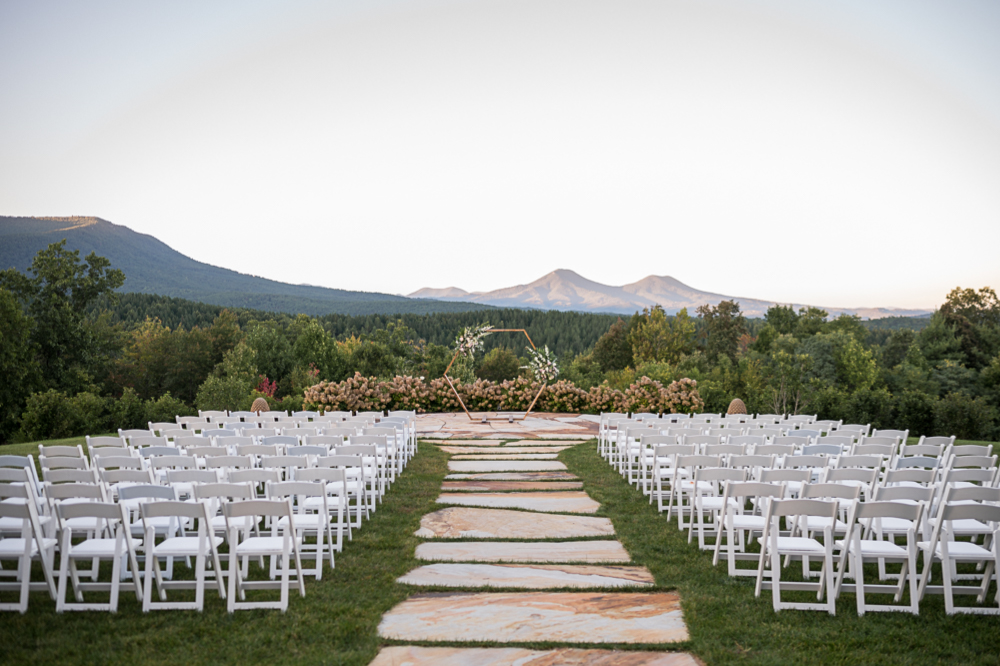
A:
[560,441,1000,665]
[0,443,451,666]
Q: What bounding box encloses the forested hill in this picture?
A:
[91,292,932,359]
[0,216,492,316]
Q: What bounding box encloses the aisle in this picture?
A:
[370,423,696,666]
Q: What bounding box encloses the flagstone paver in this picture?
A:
[448,460,567,472]
[414,540,632,563]
[424,440,505,446]
[438,446,571,454]
[441,480,583,492]
[397,563,654,589]
[436,491,601,514]
[369,646,699,666]
[505,439,590,446]
[445,471,579,481]
[451,453,560,460]
[377,592,688,644]
[415,507,615,539]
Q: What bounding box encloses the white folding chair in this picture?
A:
[55,501,142,612]
[712,481,785,577]
[755,498,841,614]
[268,481,334,579]
[834,500,923,616]
[223,499,305,612]
[140,500,225,612]
[0,484,57,612]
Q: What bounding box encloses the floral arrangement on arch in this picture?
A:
[523,345,560,383]
[454,323,492,359]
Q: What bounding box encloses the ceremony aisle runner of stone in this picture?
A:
[370,414,696,666]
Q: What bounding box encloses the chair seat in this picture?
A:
[69,537,143,557]
[836,539,908,556]
[276,515,328,530]
[698,497,738,511]
[0,515,52,530]
[804,516,850,532]
[919,540,995,559]
[235,535,302,556]
[861,516,915,532]
[0,537,57,556]
[64,516,106,531]
[211,515,255,531]
[759,536,827,554]
[153,535,224,556]
[727,515,767,530]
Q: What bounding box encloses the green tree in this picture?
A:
[592,318,634,372]
[627,306,695,364]
[765,305,799,335]
[795,307,828,338]
[475,347,522,382]
[696,300,747,363]
[0,289,38,441]
[0,240,125,393]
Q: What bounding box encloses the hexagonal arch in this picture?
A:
[443,328,545,421]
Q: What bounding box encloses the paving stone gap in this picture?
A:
[435,491,601,514]
[414,540,633,563]
[439,446,571,454]
[444,471,579,481]
[397,563,655,589]
[451,454,561,460]
[441,481,584,492]
[415,507,615,539]
[448,460,568,472]
[377,592,689,644]
[369,646,699,666]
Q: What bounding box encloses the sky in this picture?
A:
[2,0,999,310]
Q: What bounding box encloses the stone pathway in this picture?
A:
[371,425,693,665]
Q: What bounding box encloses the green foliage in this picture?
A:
[145,393,195,423]
[243,321,292,382]
[106,387,149,431]
[0,239,124,394]
[627,306,695,364]
[934,392,999,441]
[765,304,799,335]
[475,347,522,383]
[0,288,38,441]
[591,318,634,372]
[696,300,747,363]
[195,375,253,413]
[17,389,107,441]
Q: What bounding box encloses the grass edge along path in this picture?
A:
[561,441,1000,666]
[0,443,450,666]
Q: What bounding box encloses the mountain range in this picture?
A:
[409,269,932,319]
[0,216,490,316]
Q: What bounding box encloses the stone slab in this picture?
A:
[370,646,699,666]
[378,592,688,644]
[445,472,579,481]
[415,540,632,563]
[506,439,589,446]
[397,563,654,588]
[441,481,583,492]
[415,507,615,539]
[436,492,600,514]
[426,440,504,447]
[439,446,570,454]
[448,460,567,473]
[451,454,560,460]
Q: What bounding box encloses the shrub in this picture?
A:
[891,390,937,438]
[107,387,148,431]
[146,393,194,423]
[476,348,522,383]
[845,388,895,430]
[196,375,253,413]
[18,389,107,441]
[934,392,999,441]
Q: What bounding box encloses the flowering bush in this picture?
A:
[303,373,703,415]
[523,345,560,382]
[454,324,492,359]
[256,375,278,397]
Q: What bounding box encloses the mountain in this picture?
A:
[408,269,932,319]
[0,216,491,317]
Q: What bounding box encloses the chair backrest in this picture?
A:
[795,429,822,439]
[228,469,282,485]
[801,444,843,457]
[893,455,939,471]
[853,499,923,523]
[873,484,934,503]
[193,482,254,501]
[332,445,377,459]
[898,443,945,458]
[149,455,198,471]
[130,435,170,449]
[93,455,143,470]
[851,443,894,458]
[100,468,155,486]
[199,410,229,419]
[950,444,994,459]
[316,455,364,469]
[882,468,936,487]
[836,455,883,469]
[754,444,795,458]
[161,429,189,441]
[223,498,293,520]
[119,429,152,439]
[839,424,871,436]
[205,455,254,471]
[39,456,89,470]
[724,481,786,500]
[304,435,344,449]
[872,428,908,442]
[287,445,329,458]
[823,467,878,487]
[185,446,229,459]
[352,435,387,449]
[38,444,86,459]
[42,468,98,484]
[947,454,997,470]
[237,444,280,457]
[148,422,176,435]
[685,435,723,450]
[820,435,857,448]
[667,428,705,438]
[917,435,955,448]
[86,435,126,450]
[267,480,326,502]
[768,497,839,519]
[140,499,210,522]
[675,454,723,472]
[693,467,746,485]
[56,500,126,524]
[262,435,299,449]
[137,446,178,459]
[165,469,220,485]
[261,455,309,470]
[729,454,776,471]
[44,482,106,502]
[705,443,746,457]
[760,468,812,484]
[117,483,176,502]
[322,427,357,439]
[773,436,811,449]
[942,485,1000,504]
[295,467,347,483]
[800,482,861,501]
[730,435,766,449]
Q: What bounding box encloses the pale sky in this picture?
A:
[2,0,999,310]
